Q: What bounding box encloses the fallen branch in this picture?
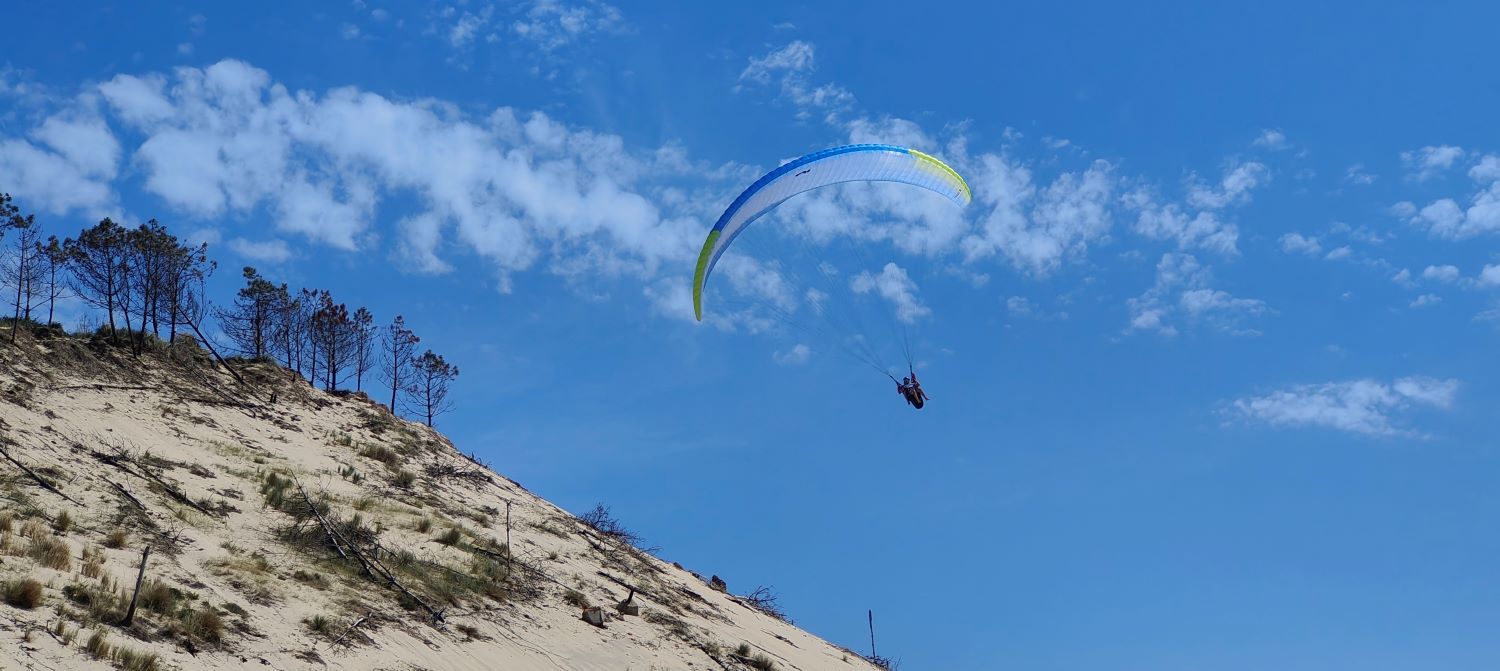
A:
[106,478,147,511]
[0,443,80,504]
[329,615,368,647]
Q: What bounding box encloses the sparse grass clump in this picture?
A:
[139,579,176,614]
[292,570,330,589]
[415,517,433,533]
[436,527,462,546]
[393,469,417,488]
[30,533,71,571]
[104,529,128,549]
[306,614,332,634]
[0,511,13,533]
[4,578,43,609]
[338,464,363,484]
[735,643,752,657]
[353,495,377,512]
[114,645,159,671]
[180,608,224,642]
[85,628,111,659]
[359,444,401,469]
[260,471,294,509]
[53,510,72,533]
[563,589,590,608]
[749,653,777,670]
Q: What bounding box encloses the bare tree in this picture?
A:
[380,315,420,414]
[162,236,212,343]
[351,306,375,393]
[409,349,458,427]
[3,206,41,342]
[65,218,132,342]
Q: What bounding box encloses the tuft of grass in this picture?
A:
[393,469,417,488]
[103,529,128,549]
[4,578,43,609]
[415,517,433,533]
[30,533,72,571]
[85,628,111,659]
[306,614,332,634]
[292,570,329,589]
[180,608,224,642]
[435,527,462,546]
[139,579,176,615]
[749,653,777,670]
[359,444,401,469]
[563,589,590,608]
[0,511,12,533]
[53,510,73,534]
[260,471,294,509]
[114,645,159,671]
[353,495,377,512]
[338,464,363,484]
[735,643,752,657]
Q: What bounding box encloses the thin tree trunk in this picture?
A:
[121,546,151,627]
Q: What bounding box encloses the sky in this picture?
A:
[3,1,1499,668]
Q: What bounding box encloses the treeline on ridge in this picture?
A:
[0,192,459,426]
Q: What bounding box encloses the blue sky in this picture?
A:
[4,2,1500,668]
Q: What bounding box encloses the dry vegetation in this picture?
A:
[0,325,885,671]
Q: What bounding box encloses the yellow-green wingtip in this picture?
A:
[692,230,719,322]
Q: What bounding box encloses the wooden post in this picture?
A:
[505,499,512,577]
[121,546,151,626]
[868,609,876,660]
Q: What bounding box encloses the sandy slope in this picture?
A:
[0,333,880,671]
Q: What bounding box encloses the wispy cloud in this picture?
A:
[1401,145,1464,181]
[1251,128,1288,151]
[1227,376,1459,437]
[738,41,854,121]
[1395,155,1500,238]
[1279,232,1321,256]
[851,262,930,324]
[1126,253,1266,336]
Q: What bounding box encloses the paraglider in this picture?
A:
[691,144,970,408]
[896,370,929,409]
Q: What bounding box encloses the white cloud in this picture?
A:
[962,157,1116,275]
[1345,163,1376,185]
[1185,161,1268,210]
[850,262,930,324]
[738,41,853,120]
[772,343,811,365]
[1128,195,1239,255]
[1410,293,1441,308]
[340,23,362,40]
[1324,246,1352,260]
[0,112,120,215]
[1477,264,1500,287]
[1472,155,1500,183]
[512,0,624,52]
[1402,145,1464,181]
[1126,253,1266,336]
[1005,295,1034,316]
[228,237,293,263]
[1252,129,1288,150]
[1421,264,1460,283]
[1279,232,1321,256]
[1391,268,1415,288]
[1229,376,1458,437]
[56,59,724,297]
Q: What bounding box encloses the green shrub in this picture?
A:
[436,527,462,546]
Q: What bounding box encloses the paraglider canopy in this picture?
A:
[692,144,971,321]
